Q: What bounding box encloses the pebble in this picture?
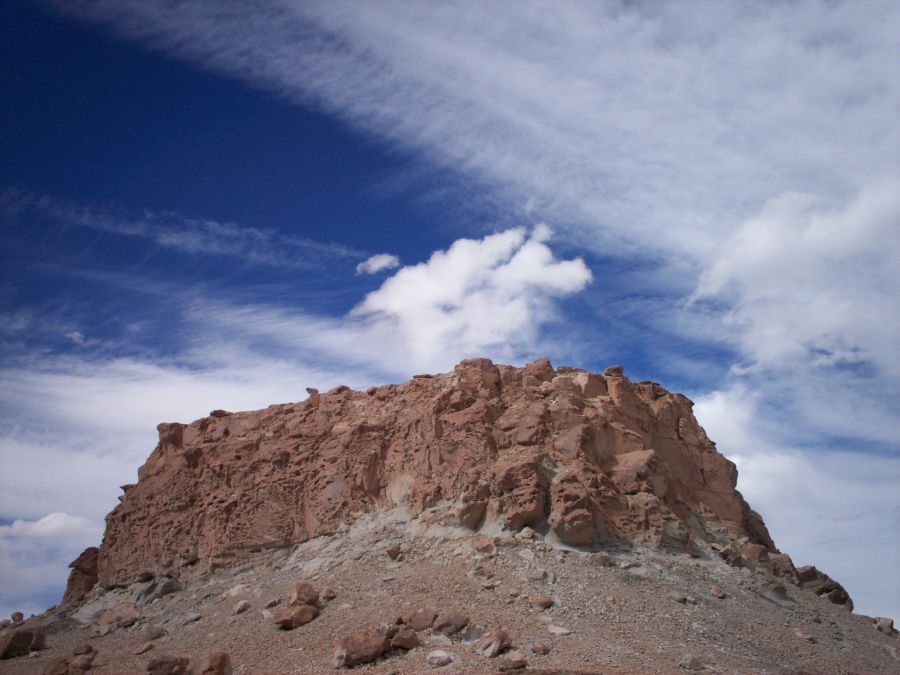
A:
[426,649,452,667]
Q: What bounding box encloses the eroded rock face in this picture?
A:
[92,358,780,588]
[62,547,98,605]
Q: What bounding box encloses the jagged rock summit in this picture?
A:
[96,358,783,589]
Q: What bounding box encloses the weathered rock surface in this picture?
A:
[62,548,98,605]
[796,565,854,611]
[92,358,784,588]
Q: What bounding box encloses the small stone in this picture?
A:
[671,592,697,605]
[709,585,727,599]
[497,649,527,671]
[473,629,510,657]
[874,617,896,636]
[516,527,536,540]
[233,600,250,615]
[547,625,571,636]
[143,627,168,641]
[425,650,452,667]
[472,536,495,554]
[391,627,420,650]
[181,613,201,625]
[528,594,554,610]
[264,599,280,609]
[274,605,319,630]
[795,627,816,643]
[592,552,612,567]
[135,642,155,655]
[530,643,551,655]
[320,587,337,602]
[679,654,705,670]
[386,543,403,560]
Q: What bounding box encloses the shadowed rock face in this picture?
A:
[89,358,778,589]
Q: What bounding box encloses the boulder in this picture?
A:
[0,628,45,659]
[528,594,553,610]
[288,582,319,607]
[425,650,452,667]
[93,602,138,636]
[530,643,551,655]
[874,616,897,636]
[43,644,97,674]
[333,630,390,668]
[391,627,420,650]
[10,612,23,624]
[146,655,190,675]
[497,650,527,670]
[406,607,438,631]
[433,609,469,635]
[386,543,403,560]
[274,604,319,629]
[795,566,853,611]
[188,652,232,675]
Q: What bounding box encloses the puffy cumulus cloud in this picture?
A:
[695,179,900,377]
[0,513,103,619]
[694,386,900,622]
[354,225,591,367]
[356,253,400,275]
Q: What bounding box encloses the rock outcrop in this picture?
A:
[62,548,98,605]
[90,358,785,588]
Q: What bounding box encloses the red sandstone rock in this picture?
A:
[390,627,420,650]
[405,607,437,631]
[81,359,781,590]
[288,582,319,608]
[63,547,98,605]
[528,594,554,610]
[433,609,469,635]
[333,630,389,668]
[796,566,854,611]
[385,543,402,560]
[273,604,318,629]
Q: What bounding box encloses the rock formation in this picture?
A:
[83,358,786,590]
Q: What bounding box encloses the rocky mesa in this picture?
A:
[2,358,895,673]
[96,358,778,588]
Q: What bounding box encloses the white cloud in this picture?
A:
[0,513,103,620]
[356,253,400,275]
[695,179,900,378]
[0,513,100,540]
[354,226,591,367]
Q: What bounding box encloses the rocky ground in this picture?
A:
[1,513,897,674]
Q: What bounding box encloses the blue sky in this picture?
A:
[1,1,898,622]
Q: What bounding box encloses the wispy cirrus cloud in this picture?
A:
[1,187,365,268]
